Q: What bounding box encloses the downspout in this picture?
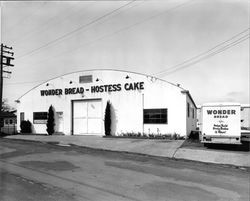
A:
[142,93,144,134]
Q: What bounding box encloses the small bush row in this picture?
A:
[188,131,200,140]
[105,132,184,140]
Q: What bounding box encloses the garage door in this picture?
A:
[73,100,102,135]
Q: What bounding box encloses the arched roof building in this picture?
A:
[16,69,197,137]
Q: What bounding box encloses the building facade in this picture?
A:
[16,69,197,137]
[0,111,17,134]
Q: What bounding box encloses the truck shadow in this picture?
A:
[181,139,250,152]
[205,143,250,152]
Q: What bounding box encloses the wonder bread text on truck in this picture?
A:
[201,102,250,145]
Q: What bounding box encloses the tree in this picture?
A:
[1,99,15,112]
[104,101,111,136]
[46,105,55,135]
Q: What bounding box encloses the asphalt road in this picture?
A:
[0,138,249,201]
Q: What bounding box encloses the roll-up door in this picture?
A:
[72,100,102,135]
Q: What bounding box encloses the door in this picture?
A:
[73,100,102,135]
[56,112,64,133]
[87,101,102,134]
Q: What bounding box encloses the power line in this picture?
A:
[14,1,145,56]
[58,0,194,58]
[19,0,194,67]
[158,36,249,76]
[154,28,250,76]
[156,32,249,77]
[160,35,249,76]
[5,80,47,85]
[17,1,136,59]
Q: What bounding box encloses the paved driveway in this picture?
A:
[1,138,249,201]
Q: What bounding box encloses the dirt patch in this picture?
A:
[19,160,79,171]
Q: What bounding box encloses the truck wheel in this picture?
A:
[241,142,250,151]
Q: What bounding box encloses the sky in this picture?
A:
[1,0,249,108]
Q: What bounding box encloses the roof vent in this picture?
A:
[79,75,93,83]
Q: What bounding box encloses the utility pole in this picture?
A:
[0,44,14,112]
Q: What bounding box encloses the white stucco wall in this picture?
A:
[16,70,196,137]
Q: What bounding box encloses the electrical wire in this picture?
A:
[4,80,47,85]
[17,0,194,67]
[154,28,250,76]
[17,0,136,59]
[159,35,249,76]
[16,1,144,47]
[156,33,249,77]
[5,1,146,86]
[9,33,248,85]
[70,0,194,54]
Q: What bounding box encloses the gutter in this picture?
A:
[181,90,197,109]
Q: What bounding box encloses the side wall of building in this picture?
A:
[186,94,197,136]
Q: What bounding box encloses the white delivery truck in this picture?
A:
[201,102,245,144]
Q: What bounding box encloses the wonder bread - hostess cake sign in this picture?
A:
[40,82,145,96]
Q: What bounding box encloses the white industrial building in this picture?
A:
[16,69,197,137]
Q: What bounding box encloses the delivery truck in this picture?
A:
[201,102,250,145]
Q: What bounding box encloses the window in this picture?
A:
[5,119,8,125]
[192,108,195,119]
[20,112,25,122]
[143,109,168,124]
[187,103,190,117]
[33,112,47,124]
[79,75,92,83]
[9,119,13,124]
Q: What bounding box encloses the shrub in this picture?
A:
[188,131,200,140]
[46,105,55,135]
[171,133,179,140]
[104,101,111,136]
[20,120,32,133]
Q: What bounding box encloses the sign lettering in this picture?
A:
[206,109,236,119]
[40,82,144,96]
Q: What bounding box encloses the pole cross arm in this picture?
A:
[2,45,13,50]
[3,70,12,74]
[1,55,14,66]
[2,50,14,56]
[1,55,14,60]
